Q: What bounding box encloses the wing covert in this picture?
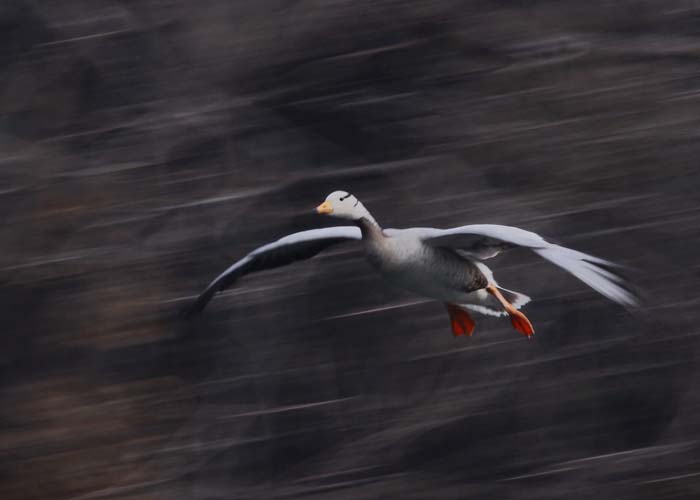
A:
[404,224,638,308]
[183,226,361,316]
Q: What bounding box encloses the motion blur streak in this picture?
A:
[0,1,699,499]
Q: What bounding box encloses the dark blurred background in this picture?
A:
[2,1,700,499]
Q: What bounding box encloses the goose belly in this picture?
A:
[368,242,487,302]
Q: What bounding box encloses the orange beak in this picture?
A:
[316,201,333,214]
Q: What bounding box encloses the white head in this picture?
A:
[316,190,375,222]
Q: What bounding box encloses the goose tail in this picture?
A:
[459,286,530,317]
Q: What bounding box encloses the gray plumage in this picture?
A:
[183,227,361,316]
[185,191,638,320]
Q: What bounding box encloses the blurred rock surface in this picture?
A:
[1,1,700,499]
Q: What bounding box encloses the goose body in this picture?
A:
[185,191,638,338]
[360,219,488,303]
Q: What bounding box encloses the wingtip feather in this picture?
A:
[535,244,641,309]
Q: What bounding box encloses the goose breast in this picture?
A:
[364,232,487,301]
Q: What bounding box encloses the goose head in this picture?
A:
[316,190,373,221]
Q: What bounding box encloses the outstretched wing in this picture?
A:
[392,224,639,308]
[184,226,361,316]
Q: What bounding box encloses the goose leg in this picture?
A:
[485,285,535,338]
[445,303,476,337]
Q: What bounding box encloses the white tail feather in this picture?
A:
[459,286,531,317]
[498,287,531,310]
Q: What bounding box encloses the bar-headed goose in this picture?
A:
[185,191,638,337]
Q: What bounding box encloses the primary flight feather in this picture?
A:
[184,191,638,337]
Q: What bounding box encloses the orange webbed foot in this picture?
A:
[508,308,535,338]
[485,285,535,338]
[445,304,476,337]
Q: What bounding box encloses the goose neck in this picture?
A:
[356,216,382,239]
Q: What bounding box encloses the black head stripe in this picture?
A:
[339,192,352,201]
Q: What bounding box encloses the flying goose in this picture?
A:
[184,191,638,337]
